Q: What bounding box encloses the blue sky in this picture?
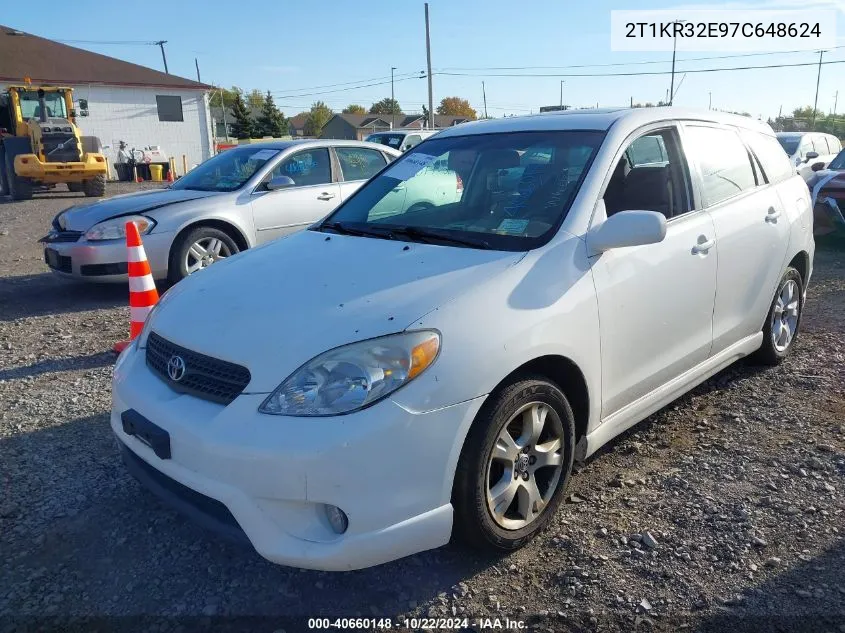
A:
[4,0,844,120]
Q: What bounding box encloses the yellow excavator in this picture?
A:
[0,84,108,200]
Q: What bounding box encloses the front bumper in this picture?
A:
[111,344,484,570]
[41,230,174,282]
[14,152,107,182]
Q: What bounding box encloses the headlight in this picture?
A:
[85,215,155,241]
[259,330,440,416]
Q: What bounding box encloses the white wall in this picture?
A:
[1,83,213,176]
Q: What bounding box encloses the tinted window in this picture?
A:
[685,126,756,206]
[336,147,386,181]
[321,131,604,251]
[156,95,183,122]
[828,150,845,170]
[777,136,800,155]
[742,131,795,184]
[272,149,331,186]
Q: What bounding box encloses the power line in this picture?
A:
[434,58,845,78]
[433,46,845,72]
[266,72,424,96]
[268,75,424,99]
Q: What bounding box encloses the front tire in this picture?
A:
[452,377,575,551]
[82,174,106,197]
[168,226,240,284]
[5,151,32,200]
[751,267,804,365]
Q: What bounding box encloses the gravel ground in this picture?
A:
[0,184,843,633]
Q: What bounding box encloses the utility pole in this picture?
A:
[156,40,169,74]
[219,87,230,141]
[708,92,712,110]
[424,3,434,129]
[834,90,839,135]
[559,80,564,108]
[812,50,824,130]
[195,58,201,83]
[669,20,685,105]
[482,81,488,119]
[390,66,396,130]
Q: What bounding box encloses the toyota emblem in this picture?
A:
[167,355,187,382]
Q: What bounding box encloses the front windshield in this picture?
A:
[777,137,800,155]
[170,146,280,193]
[366,133,406,150]
[319,130,604,250]
[18,90,68,119]
[828,150,845,170]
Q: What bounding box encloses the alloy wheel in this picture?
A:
[184,237,232,274]
[485,401,564,530]
[772,279,800,352]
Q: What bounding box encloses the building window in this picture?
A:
[156,95,183,122]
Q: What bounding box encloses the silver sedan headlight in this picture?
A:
[259,331,441,416]
[85,215,155,241]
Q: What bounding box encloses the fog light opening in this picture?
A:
[325,504,348,534]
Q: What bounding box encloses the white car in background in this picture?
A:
[776,132,842,181]
[365,129,438,152]
[113,108,813,570]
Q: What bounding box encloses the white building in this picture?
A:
[0,25,213,176]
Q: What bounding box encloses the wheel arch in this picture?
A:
[171,218,251,256]
[787,250,810,287]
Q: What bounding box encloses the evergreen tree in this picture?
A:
[229,91,255,139]
[256,91,288,138]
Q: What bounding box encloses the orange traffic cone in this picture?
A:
[113,221,159,353]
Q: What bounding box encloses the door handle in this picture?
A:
[692,237,715,254]
[317,192,336,201]
[765,207,781,223]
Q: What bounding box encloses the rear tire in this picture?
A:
[168,226,240,284]
[750,267,803,366]
[452,376,575,552]
[67,182,83,193]
[82,174,106,197]
[5,151,32,200]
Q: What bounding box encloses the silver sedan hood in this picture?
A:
[58,188,222,231]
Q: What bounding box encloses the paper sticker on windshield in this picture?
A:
[384,153,438,180]
[249,149,279,161]
[495,218,529,235]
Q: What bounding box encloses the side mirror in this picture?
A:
[588,209,667,253]
[265,175,295,191]
[811,162,826,172]
[805,151,819,162]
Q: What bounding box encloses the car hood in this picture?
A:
[59,188,221,231]
[148,229,524,392]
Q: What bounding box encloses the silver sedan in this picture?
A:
[40,140,400,283]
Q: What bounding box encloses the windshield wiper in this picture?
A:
[388,226,492,249]
[319,221,396,239]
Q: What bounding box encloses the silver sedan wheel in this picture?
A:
[185,237,232,274]
[485,401,564,530]
[772,279,800,352]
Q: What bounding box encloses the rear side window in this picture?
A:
[336,147,386,181]
[742,131,795,184]
[684,125,756,207]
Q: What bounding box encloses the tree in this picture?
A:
[369,98,402,115]
[229,91,255,139]
[256,91,288,138]
[436,97,477,120]
[342,104,367,114]
[208,85,241,109]
[247,89,266,109]
[304,101,333,137]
